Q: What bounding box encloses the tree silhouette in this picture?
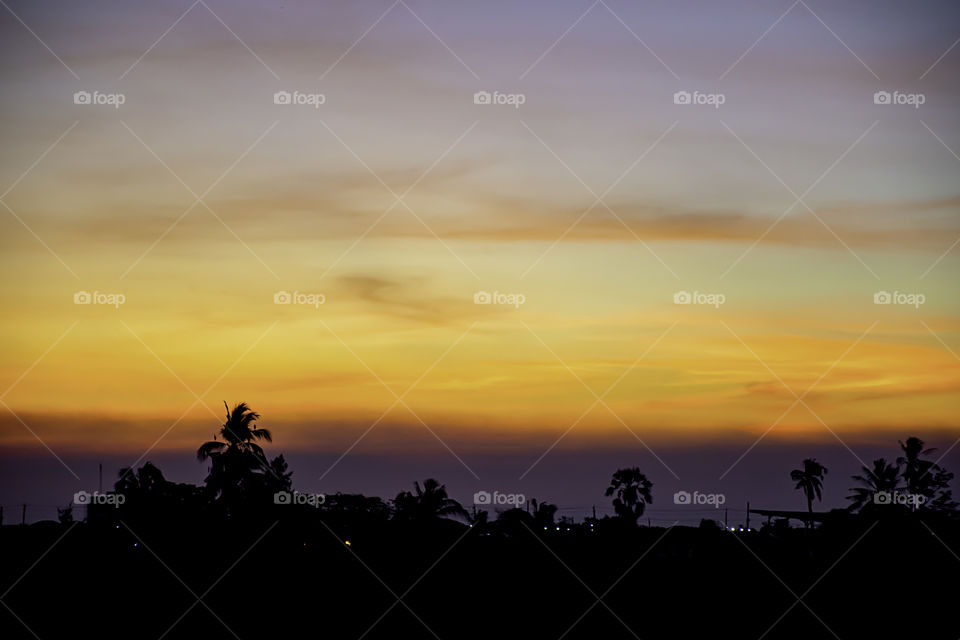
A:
[393,478,468,523]
[604,467,653,525]
[196,402,279,506]
[529,498,558,529]
[197,402,273,462]
[790,458,828,528]
[897,436,956,512]
[847,458,901,512]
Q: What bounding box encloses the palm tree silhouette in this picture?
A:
[897,436,956,512]
[790,458,828,528]
[604,467,653,525]
[197,402,274,504]
[197,402,272,462]
[847,458,901,512]
[393,478,468,522]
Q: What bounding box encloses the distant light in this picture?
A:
[344,540,351,546]
[729,527,735,531]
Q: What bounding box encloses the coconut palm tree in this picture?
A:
[197,402,272,462]
[847,458,901,512]
[605,467,653,525]
[197,402,274,504]
[393,478,468,523]
[790,458,828,528]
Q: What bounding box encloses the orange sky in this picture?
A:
[1,0,959,464]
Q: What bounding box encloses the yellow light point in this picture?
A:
[344,540,351,546]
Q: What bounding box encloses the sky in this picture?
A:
[1,0,959,522]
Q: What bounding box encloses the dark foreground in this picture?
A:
[2,512,957,640]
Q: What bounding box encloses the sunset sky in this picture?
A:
[1,0,959,517]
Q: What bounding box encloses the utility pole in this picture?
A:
[99,463,103,493]
[746,502,750,531]
[592,505,596,520]
[724,508,728,529]
[22,503,27,525]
